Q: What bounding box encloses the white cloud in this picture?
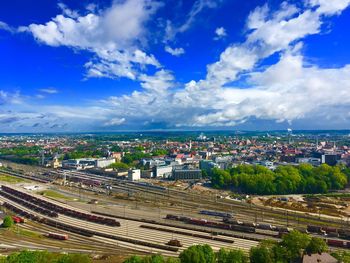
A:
[24,0,162,80]
[308,0,350,15]
[214,27,227,40]
[139,70,174,92]
[0,21,16,33]
[0,90,22,105]
[57,2,79,18]
[39,88,58,94]
[2,1,350,131]
[204,0,350,86]
[164,46,185,56]
[104,118,126,126]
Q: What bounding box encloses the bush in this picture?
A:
[2,216,13,228]
[305,237,328,254]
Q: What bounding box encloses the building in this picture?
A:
[141,158,166,168]
[213,156,232,170]
[321,154,339,166]
[51,158,61,169]
[111,152,122,162]
[172,168,202,181]
[62,157,115,170]
[153,165,173,178]
[296,157,321,166]
[95,158,115,168]
[199,160,218,171]
[62,159,84,170]
[128,169,141,181]
[302,253,337,263]
[141,170,153,178]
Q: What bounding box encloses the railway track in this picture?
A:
[2,169,350,247]
[0,185,258,255]
[1,168,344,229]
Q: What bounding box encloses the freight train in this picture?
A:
[199,210,233,218]
[307,225,350,239]
[165,214,350,248]
[165,214,255,233]
[12,216,26,224]
[48,232,69,240]
[2,202,178,252]
[0,185,120,226]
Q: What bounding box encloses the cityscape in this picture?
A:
[1,0,350,263]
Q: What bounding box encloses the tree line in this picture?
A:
[0,251,90,263]
[209,163,349,195]
[1,231,349,263]
[123,230,346,263]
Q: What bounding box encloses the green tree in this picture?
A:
[305,237,328,254]
[4,251,55,263]
[2,216,13,228]
[56,254,91,263]
[217,248,248,263]
[201,244,215,263]
[331,251,350,263]
[250,246,274,263]
[109,162,129,170]
[281,230,311,261]
[142,255,165,263]
[179,245,214,263]
[123,256,142,263]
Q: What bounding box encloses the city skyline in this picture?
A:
[1,0,350,132]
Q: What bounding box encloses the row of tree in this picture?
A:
[209,163,348,194]
[2,231,348,263]
[123,230,336,263]
[0,250,91,263]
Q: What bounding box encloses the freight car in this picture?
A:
[199,210,233,218]
[222,217,243,225]
[165,214,256,234]
[48,232,69,240]
[256,223,275,231]
[338,229,350,239]
[307,225,326,234]
[12,216,25,224]
[326,239,350,248]
[167,239,183,247]
[1,185,119,227]
[274,226,293,233]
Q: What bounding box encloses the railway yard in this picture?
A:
[1,164,350,261]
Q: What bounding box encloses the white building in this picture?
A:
[296,158,321,166]
[128,169,141,181]
[95,158,115,168]
[153,165,173,178]
[62,157,115,170]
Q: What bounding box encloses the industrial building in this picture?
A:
[62,157,115,170]
[153,165,173,178]
[172,168,202,181]
[128,169,141,181]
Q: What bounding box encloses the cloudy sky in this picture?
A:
[1,0,350,132]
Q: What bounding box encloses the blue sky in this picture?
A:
[0,0,350,132]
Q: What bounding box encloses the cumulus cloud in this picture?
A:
[2,0,350,131]
[214,27,227,40]
[91,0,350,129]
[308,0,350,15]
[164,46,185,56]
[23,0,162,80]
